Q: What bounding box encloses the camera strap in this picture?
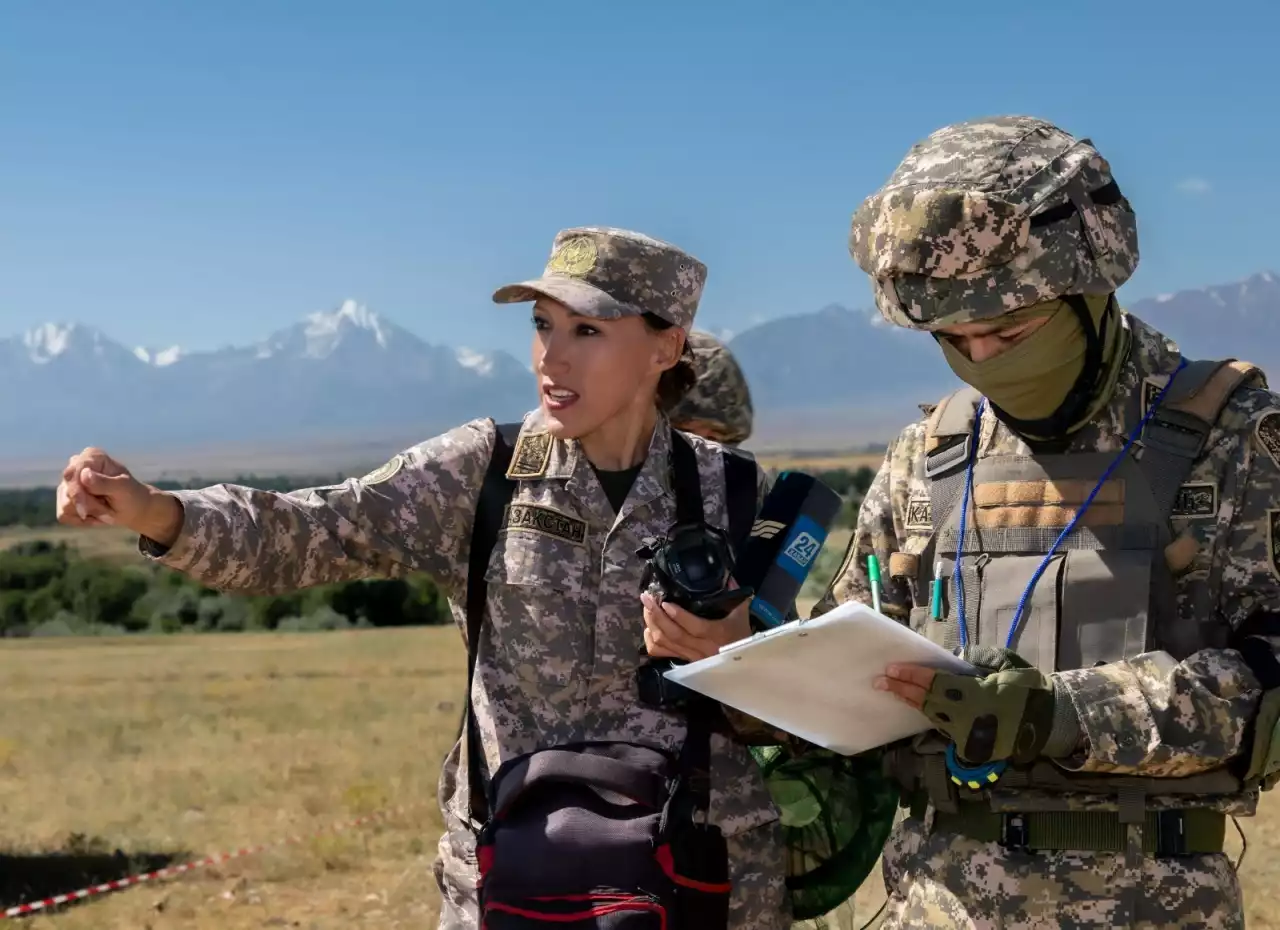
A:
[669,430,704,526]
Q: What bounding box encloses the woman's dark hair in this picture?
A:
[642,313,697,412]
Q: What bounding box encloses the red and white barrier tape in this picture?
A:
[2,804,415,919]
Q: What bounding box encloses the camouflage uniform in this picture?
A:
[815,117,1280,928]
[670,331,755,446]
[138,227,789,930]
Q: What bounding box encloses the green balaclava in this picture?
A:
[936,293,1129,439]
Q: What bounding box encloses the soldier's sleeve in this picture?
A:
[138,418,494,597]
[809,421,921,621]
[1051,397,1280,777]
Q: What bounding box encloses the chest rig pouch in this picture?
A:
[894,358,1262,836]
[459,422,756,930]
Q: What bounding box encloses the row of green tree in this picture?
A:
[0,466,877,530]
[0,474,345,530]
[0,463,876,638]
[0,540,452,638]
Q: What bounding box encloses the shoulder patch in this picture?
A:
[1172,482,1218,518]
[905,497,932,530]
[505,502,586,545]
[1268,511,1280,582]
[507,431,552,479]
[361,454,404,485]
[1255,409,1280,470]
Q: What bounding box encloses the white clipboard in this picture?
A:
[662,599,978,756]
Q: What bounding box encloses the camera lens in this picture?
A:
[669,533,726,594]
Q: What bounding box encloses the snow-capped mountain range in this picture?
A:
[1,273,1278,469]
[0,299,536,460]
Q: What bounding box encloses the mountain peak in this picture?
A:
[301,299,388,354]
[21,322,128,365]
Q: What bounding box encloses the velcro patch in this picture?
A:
[905,498,932,530]
[505,502,586,545]
[1172,482,1218,518]
[1142,376,1167,419]
[1268,511,1280,582]
[508,431,552,479]
[1255,410,1280,471]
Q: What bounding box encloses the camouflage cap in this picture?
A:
[493,226,707,330]
[669,330,754,445]
[848,116,1138,330]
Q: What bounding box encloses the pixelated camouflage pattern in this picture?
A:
[849,116,1139,330]
[669,330,754,445]
[813,311,1279,924]
[492,226,707,330]
[139,409,788,930]
[877,816,1243,929]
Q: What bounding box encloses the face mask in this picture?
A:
[936,294,1120,427]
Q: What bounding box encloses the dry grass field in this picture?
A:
[2,520,1279,927]
[4,627,1279,930]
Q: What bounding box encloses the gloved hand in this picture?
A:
[920,646,1056,766]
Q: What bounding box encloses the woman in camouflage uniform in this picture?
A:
[54,226,790,929]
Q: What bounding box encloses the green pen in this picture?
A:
[867,553,883,614]
[930,560,944,620]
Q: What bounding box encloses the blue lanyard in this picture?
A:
[951,357,1188,650]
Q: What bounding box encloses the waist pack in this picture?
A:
[458,421,758,929]
[475,731,730,928]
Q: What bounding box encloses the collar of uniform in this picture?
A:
[1109,311,1183,438]
[506,407,577,480]
[509,409,676,522]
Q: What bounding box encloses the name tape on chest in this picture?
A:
[1255,410,1280,471]
[504,502,587,546]
[507,431,553,479]
[1172,482,1218,518]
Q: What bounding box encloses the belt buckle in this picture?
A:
[999,813,1029,851]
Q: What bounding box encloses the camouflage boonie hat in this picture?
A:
[493,226,707,330]
[849,116,1138,330]
[669,331,754,444]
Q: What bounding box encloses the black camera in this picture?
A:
[635,521,753,709]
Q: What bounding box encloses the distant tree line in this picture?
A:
[0,474,346,529]
[0,539,451,638]
[0,466,878,531]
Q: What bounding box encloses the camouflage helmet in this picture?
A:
[668,331,754,445]
[849,116,1138,331]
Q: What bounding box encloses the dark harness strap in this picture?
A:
[668,431,714,817]
[463,421,522,825]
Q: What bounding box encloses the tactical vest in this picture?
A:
[886,357,1264,855]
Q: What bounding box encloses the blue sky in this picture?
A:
[3,0,1278,361]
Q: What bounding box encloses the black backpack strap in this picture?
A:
[463,420,522,827]
[669,430,704,525]
[721,449,757,559]
[668,431,740,821]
